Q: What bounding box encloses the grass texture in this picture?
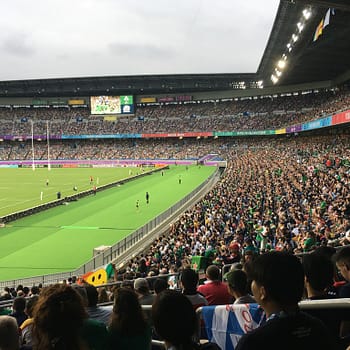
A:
[0,165,215,281]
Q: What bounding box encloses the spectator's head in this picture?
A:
[84,284,98,307]
[22,287,30,296]
[32,284,88,350]
[313,246,336,260]
[205,265,221,281]
[334,246,350,282]
[153,278,168,295]
[302,252,334,296]
[111,287,146,336]
[225,269,249,296]
[25,295,39,318]
[180,268,199,294]
[97,287,109,303]
[250,252,304,315]
[134,278,150,295]
[0,315,20,350]
[152,290,197,349]
[12,296,26,313]
[30,286,40,296]
[70,284,88,307]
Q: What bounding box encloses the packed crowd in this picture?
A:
[0,88,349,136]
[2,133,350,348]
[115,134,350,277]
[1,247,350,349]
[1,87,350,348]
[0,138,225,161]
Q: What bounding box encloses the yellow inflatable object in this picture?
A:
[83,268,107,286]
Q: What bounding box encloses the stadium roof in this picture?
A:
[258,0,350,87]
[0,0,349,97]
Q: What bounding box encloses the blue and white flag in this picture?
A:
[201,303,265,350]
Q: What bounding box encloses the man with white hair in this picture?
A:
[0,315,20,350]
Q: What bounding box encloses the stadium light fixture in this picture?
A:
[292,34,299,42]
[277,60,286,69]
[297,22,304,33]
[302,8,311,20]
[275,69,282,77]
[271,75,278,84]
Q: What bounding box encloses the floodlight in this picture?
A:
[278,60,286,69]
[302,8,311,20]
[297,22,304,32]
[292,34,298,42]
[275,69,282,77]
[271,75,278,84]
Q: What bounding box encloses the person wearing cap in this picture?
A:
[134,278,155,305]
[225,269,256,305]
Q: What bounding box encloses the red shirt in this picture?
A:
[197,280,232,305]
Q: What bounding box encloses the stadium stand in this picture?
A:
[1,1,350,347]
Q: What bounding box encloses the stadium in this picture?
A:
[1,0,350,349]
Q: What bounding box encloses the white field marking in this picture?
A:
[0,198,39,211]
[0,182,90,212]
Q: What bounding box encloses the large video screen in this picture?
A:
[90,95,134,115]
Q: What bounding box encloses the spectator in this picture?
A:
[334,246,350,298]
[10,296,27,327]
[133,278,155,305]
[197,265,232,305]
[302,253,344,348]
[180,268,208,309]
[32,284,108,350]
[20,295,39,347]
[225,269,256,304]
[302,253,335,300]
[97,287,110,304]
[235,251,334,350]
[108,287,151,350]
[152,290,220,350]
[153,278,169,295]
[0,315,21,350]
[84,284,111,325]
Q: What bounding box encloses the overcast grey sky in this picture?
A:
[0,0,279,81]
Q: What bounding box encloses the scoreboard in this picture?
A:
[90,95,134,115]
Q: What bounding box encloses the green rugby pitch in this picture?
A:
[0,165,216,281]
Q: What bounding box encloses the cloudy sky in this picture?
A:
[0,0,279,81]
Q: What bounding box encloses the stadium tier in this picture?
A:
[1,1,350,349]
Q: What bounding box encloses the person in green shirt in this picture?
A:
[303,231,316,252]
